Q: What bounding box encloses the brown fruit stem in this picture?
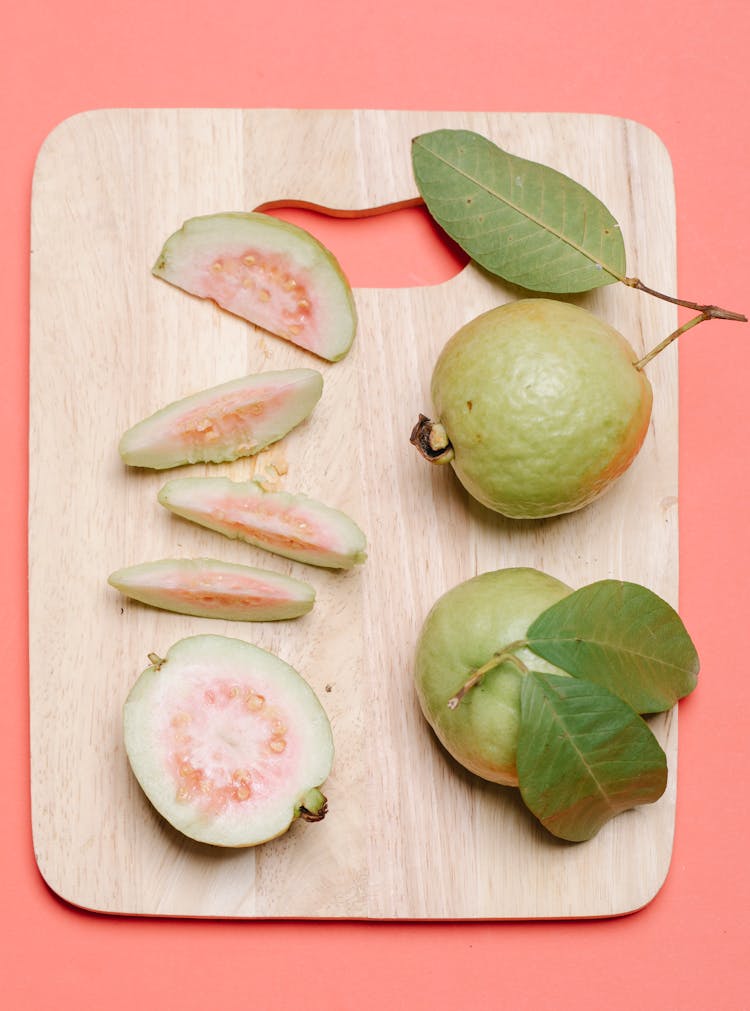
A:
[447,643,529,710]
[410,414,454,463]
[298,788,328,822]
[147,652,166,670]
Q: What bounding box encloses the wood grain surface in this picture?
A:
[29,109,678,919]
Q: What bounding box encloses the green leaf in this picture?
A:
[411,129,626,293]
[518,672,667,842]
[526,580,699,714]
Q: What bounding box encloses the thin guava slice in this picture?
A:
[108,558,315,622]
[152,212,357,362]
[158,476,367,570]
[124,635,334,847]
[119,368,322,470]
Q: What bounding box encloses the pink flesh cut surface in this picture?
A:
[160,570,294,607]
[169,384,293,447]
[164,677,299,819]
[206,495,333,556]
[187,246,321,353]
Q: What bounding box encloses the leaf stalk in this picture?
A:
[635,312,712,370]
[447,642,528,710]
[624,277,747,323]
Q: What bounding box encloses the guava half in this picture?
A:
[412,299,653,519]
[414,567,573,786]
[108,558,315,621]
[119,368,322,470]
[124,635,334,847]
[158,476,367,570]
[153,212,357,362]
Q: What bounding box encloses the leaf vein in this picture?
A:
[530,635,692,675]
[419,146,623,282]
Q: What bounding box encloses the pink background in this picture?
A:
[4,1,749,1007]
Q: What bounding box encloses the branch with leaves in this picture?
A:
[445,580,698,842]
[258,128,746,367]
[410,129,746,348]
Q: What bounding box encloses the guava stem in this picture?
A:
[624,276,747,324]
[253,196,425,219]
[634,311,712,370]
[410,415,455,464]
[447,643,529,710]
[298,788,328,822]
[147,652,166,669]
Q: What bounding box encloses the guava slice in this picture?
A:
[158,476,367,570]
[108,558,315,622]
[119,368,322,470]
[124,635,334,847]
[152,212,357,362]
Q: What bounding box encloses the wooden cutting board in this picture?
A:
[29,109,679,918]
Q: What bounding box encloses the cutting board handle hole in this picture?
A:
[264,205,468,289]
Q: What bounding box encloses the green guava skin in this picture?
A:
[414,567,573,787]
[430,299,654,519]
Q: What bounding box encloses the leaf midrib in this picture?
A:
[528,634,693,675]
[534,678,619,816]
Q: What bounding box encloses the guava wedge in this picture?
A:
[108,558,315,622]
[124,635,334,847]
[152,212,357,362]
[119,368,322,470]
[158,476,367,570]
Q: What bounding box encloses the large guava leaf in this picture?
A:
[525,581,699,714]
[411,129,626,293]
[518,672,667,842]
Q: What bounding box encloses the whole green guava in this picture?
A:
[412,299,653,519]
[414,567,572,787]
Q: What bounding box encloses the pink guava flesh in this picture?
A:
[178,247,316,347]
[152,212,357,362]
[119,369,322,470]
[157,477,367,570]
[124,635,333,847]
[165,677,300,817]
[108,558,315,621]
